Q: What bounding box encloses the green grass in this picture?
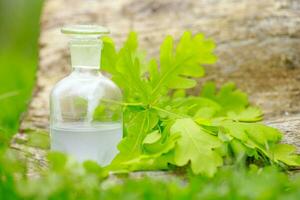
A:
[0,0,44,137]
[2,150,300,200]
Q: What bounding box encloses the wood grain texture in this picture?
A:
[14,0,300,168]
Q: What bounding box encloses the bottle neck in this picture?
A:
[72,67,100,77]
[69,38,102,70]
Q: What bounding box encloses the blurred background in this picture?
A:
[0,0,43,136]
[0,0,300,141]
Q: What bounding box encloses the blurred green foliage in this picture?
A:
[0,2,44,198]
[2,149,300,200]
[102,166,300,200]
[0,0,43,136]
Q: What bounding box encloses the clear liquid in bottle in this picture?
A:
[51,122,122,165]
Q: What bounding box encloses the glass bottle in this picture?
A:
[50,25,122,166]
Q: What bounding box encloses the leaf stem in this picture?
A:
[151,106,184,118]
[101,98,144,107]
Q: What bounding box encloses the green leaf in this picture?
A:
[143,132,180,156]
[101,36,117,73]
[169,96,221,119]
[112,110,159,163]
[150,31,216,100]
[167,76,197,89]
[101,32,150,103]
[227,107,263,122]
[220,121,282,145]
[201,82,248,114]
[143,130,161,145]
[171,118,223,176]
[172,89,186,98]
[219,121,286,165]
[269,144,300,166]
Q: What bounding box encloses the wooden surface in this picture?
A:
[13,0,300,169]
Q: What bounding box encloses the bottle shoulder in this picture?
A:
[51,73,122,100]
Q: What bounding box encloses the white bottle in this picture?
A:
[50,25,122,166]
